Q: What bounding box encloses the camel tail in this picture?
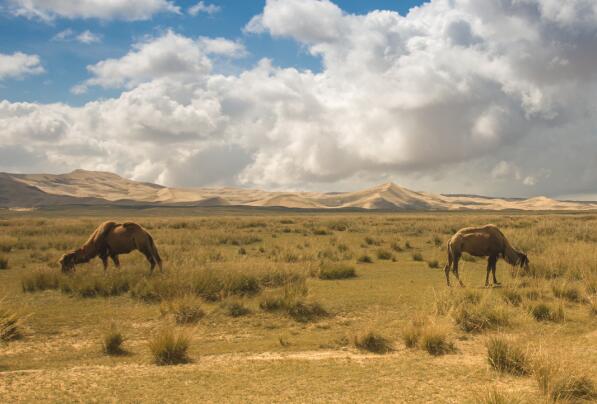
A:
[444,240,453,270]
[147,234,162,270]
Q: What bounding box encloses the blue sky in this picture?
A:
[0,0,427,105]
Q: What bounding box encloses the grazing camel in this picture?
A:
[59,221,162,273]
[444,224,529,287]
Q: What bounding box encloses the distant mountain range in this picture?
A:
[1,169,595,211]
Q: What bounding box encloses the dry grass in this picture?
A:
[0,211,595,401]
[0,256,8,270]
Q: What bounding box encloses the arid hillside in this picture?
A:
[1,169,596,211]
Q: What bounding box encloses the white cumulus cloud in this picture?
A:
[8,0,179,21]
[0,52,44,80]
[188,1,221,16]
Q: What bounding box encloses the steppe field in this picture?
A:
[0,208,596,403]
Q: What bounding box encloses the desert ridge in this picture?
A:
[1,169,595,211]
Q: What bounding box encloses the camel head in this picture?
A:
[518,252,529,270]
[58,251,78,272]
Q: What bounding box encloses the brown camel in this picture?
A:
[59,221,162,273]
[444,224,529,287]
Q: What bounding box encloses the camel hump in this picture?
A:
[122,222,143,231]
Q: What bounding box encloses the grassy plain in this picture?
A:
[0,207,596,402]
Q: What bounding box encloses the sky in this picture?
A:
[0,0,596,200]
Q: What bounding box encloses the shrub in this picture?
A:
[376,249,392,260]
[486,337,529,376]
[453,300,511,333]
[160,296,205,325]
[102,323,126,355]
[427,260,439,269]
[418,325,455,356]
[0,256,8,270]
[319,264,356,280]
[148,328,191,365]
[531,303,565,322]
[357,254,373,264]
[354,331,392,354]
[412,252,424,262]
[313,228,330,236]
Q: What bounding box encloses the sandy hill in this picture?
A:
[1,169,596,211]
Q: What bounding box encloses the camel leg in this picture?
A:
[111,254,121,269]
[444,263,451,287]
[491,255,500,286]
[452,254,465,287]
[485,258,492,288]
[140,248,156,274]
[100,252,109,272]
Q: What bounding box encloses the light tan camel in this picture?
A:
[59,221,162,273]
[444,224,528,287]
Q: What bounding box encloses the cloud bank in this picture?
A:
[2,0,597,198]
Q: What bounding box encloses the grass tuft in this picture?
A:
[486,337,529,376]
[148,328,192,366]
[473,388,522,404]
[225,301,251,317]
[354,331,393,354]
[0,256,8,270]
[552,282,583,303]
[534,357,596,402]
[412,252,424,262]
[318,263,356,280]
[160,296,205,325]
[376,249,393,260]
[357,254,373,264]
[453,299,512,333]
[0,303,23,342]
[427,259,439,269]
[530,303,565,322]
[102,323,126,355]
[418,325,455,356]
